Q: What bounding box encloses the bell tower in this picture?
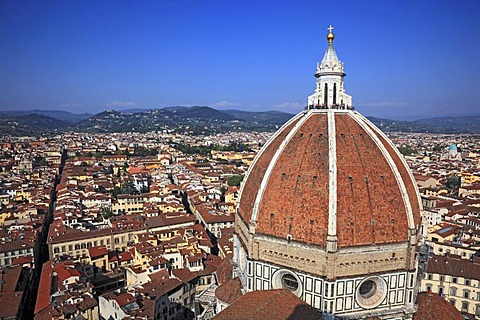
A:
[307,25,353,110]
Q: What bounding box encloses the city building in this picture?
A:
[421,254,480,316]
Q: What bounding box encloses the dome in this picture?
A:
[237,109,421,249]
[232,27,423,319]
[448,144,457,150]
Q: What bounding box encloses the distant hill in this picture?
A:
[368,115,480,134]
[73,106,277,134]
[0,113,70,136]
[223,109,294,125]
[414,115,480,133]
[0,109,92,123]
[1,106,480,136]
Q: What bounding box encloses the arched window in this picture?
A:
[333,83,337,105]
[450,287,457,296]
[324,83,328,106]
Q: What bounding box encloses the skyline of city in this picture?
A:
[1,0,479,120]
[2,2,480,319]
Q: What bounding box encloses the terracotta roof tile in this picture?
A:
[0,291,23,318]
[238,115,302,224]
[34,262,53,314]
[213,289,322,320]
[215,277,242,304]
[414,292,463,320]
[426,254,480,279]
[239,111,420,247]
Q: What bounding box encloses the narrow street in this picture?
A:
[21,149,67,320]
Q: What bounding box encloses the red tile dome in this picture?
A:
[237,109,421,248]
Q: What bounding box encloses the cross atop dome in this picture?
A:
[327,25,335,43]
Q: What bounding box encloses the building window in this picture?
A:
[282,274,299,292]
[450,288,457,296]
[356,277,388,309]
[427,274,433,280]
[466,279,471,286]
[453,277,458,283]
[462,302,469,312]
[464,291,470,299]
[440,275,445,282]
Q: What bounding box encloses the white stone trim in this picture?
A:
[250,111,313,224]
[237,111,305,217]
[246,257,415,317]
[327,110,338,249]
[356,112,423,220]
[350,111,415,231]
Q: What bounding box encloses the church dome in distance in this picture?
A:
[448,143,457,151]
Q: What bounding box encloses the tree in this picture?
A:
[227,175,244,186]
[445,176,461,192]
[103,207,114,218]
[120,181,137,194]
[433,144,444,152]
[110,186,121,198]
[33,156,48,168]
[397,145,418,155]
[220,185,228,195]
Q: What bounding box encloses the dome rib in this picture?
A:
[255,112,330,245]
[251,112,312,225]
[350,112,415,231]
[237,113,303,224]
[357,113,422,227]
[326,110,338,250]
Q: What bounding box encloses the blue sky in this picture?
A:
[0,0,479,120]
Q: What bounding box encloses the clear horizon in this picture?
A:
[1,0,479,120]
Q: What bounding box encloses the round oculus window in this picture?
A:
[281,274,299,292]
[272,269,302,297]
[359,280,376,299]
[356,277,387,309]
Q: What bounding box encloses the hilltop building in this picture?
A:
[227,26,427,319]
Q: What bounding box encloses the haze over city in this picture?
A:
[0,0,479,120]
